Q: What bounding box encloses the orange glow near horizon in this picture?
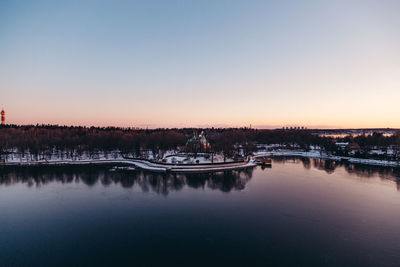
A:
[4,68,400,129]
[1,1,400,128]
[4,104,400,129]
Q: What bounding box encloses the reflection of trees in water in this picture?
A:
[300,158,311,169]
[0,165,254,195]
[272,157,338,173]
[184,167,253,193]
[312,159,338,174]
[343,163,400,191]
[272,157,400,191]
[344,163,400,190]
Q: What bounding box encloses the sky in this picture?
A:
[1,0,399,129]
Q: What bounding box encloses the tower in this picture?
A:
[1,109,5,125]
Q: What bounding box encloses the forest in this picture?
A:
[0,125,399,160]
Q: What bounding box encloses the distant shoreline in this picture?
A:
[254,150,400,168]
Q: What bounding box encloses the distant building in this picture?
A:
[1,109,4,125]
[186,131,210,153]
[283,126,307,131]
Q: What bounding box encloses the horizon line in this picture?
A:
[2,123,399,131]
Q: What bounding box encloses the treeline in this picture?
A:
[337,132,400,159]
[0,125,399,160]
[341,132,400,149]
[0,125,187,158]
[0,125,329,157]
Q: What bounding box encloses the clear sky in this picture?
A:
[1,0,399,128]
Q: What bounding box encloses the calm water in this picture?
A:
[1,159,400,266]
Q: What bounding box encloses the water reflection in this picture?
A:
[273,157,400,191]
[0,165,253,195]
[1,159,399,192]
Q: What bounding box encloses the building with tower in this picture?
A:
[1,109,5,125]
[186,131,210,153]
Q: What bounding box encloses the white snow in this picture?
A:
[1,147,399,170]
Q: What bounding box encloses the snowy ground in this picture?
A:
[127,159,256,173]
[1,150,124,163]
[0,157,256,173]
[0,150,253,172]
[1,148,399,169]
[163,153,233,164]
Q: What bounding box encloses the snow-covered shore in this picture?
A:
[128,159,256,173]
[0,157,257,173]
[254,150,400,168]
[0,159,129,166]
[1,149,399,170]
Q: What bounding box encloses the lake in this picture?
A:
[1,159,400,266]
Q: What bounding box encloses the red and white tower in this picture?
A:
[1,109,5,125]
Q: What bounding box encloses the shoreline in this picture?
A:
[1,150,399,170]
[0,158,257,173]
[254,150,400,168]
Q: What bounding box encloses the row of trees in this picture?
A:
[0,125,187,159]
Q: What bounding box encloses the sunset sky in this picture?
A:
[1,0,399,128]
